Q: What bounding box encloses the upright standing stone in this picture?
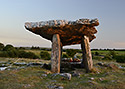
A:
[25,18,99,73]
[51,34,61,73]
[81,36,93,72]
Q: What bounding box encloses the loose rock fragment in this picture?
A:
[52,73,72,80]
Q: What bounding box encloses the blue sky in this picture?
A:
[0,0,125,49]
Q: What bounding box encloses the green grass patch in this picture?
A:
[0,53,125,89]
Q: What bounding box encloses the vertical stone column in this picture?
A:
[81,36,93,72]
[51,34,61,73]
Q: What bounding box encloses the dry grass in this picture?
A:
[0,57,125,89]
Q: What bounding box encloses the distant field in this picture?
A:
[92,50,125,55]
[24,49,51,58]
[24,50,41,57]
[24,49,125,58]
[0,57,50,64]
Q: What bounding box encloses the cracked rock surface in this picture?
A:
[25,18,99,46]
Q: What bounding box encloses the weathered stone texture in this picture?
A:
[81,36,93,72]
[51,34,61,73]
[25,18,99,46]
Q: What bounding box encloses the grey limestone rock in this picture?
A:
[52,73,72,80]
[25,18,99,46]
[25,18,99,28]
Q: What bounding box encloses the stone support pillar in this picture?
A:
[81,36,93,72]
[51,34,61,73]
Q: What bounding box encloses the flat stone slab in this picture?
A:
[25,18,99,46]
[61,62,81,64]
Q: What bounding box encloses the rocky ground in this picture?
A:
[0,58,125,89]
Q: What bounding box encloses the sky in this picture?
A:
[0,0,125,49]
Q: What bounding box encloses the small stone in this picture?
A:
[56,86,64,89]
[0,67,7,71]
[119,66,125,69]
[47,84,63,89]
[88,80,98,85]
[14,62,27,66]
[41,74,47,77]
[17,66,26,70]
[52,73,72,80]
[90,77,94,80]
[97,62,104,66]
[60,73,72,80]
[72,71,81,77]
[48,85,55,89]
[24,84,31,88]
[99,78,103,81]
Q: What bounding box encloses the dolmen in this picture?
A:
[25,18,99,73]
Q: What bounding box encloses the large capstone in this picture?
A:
[25,18,99,46]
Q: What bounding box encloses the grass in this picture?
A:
[0,57,50,64]
[24,49,51,58]
[24,50,41,58]
[0,57,125,89]
[92,50,125,55]
[0,49,125,89]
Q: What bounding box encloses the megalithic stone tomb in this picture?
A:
[25,18,99,73]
